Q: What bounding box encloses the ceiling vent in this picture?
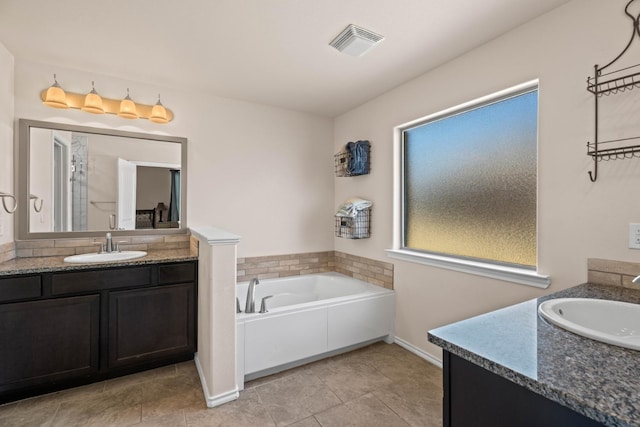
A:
[329,24,384,57]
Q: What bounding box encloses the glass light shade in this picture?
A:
[82,90,104,114]
[43,83,68,109]
[150,102,168,124]
[118,96,138,119]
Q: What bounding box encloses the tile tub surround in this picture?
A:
[14,233,193,258]
[428,283,640,427]
[237,251,394,289]
[588,258,640,289]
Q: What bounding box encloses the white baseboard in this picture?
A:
[393,336,443,368]
[194,354,240,408]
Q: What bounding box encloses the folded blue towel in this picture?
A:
[345,140,370,175]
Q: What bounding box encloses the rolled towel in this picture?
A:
[336,198,372,217]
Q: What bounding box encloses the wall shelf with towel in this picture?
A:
[586,0,640,182]
[335,198,372,239]
[335,140,370,177]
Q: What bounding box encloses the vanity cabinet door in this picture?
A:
[444,351,604,427]
[108,283,195,369]
[0,295,100,394]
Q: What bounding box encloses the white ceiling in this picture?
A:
[0,0,570,117]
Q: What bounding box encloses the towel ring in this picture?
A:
[0,192,17,214]
[30,194,43,213]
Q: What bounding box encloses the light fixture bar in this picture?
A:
[40,89,174,122]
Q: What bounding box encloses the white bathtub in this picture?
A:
[236,272,395,389]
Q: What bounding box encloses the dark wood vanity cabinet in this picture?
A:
[0,260,197,403]
[108,283,195,368]
[443,351,604,427]
[0,295,100,394]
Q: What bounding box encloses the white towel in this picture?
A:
[336,198,372,217]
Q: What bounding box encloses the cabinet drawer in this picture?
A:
[158,262,196,285]
[51,267,151,295]
[0,276,42,303]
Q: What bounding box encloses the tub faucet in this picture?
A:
[632,275,640,284]
[244,278,260,313]
[259,295,273,313]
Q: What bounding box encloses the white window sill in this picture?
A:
[385,249,550,289]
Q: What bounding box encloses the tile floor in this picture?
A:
[0,342,443,426]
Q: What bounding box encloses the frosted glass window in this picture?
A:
[402,88,538,268]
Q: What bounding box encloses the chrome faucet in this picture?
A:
[105,232,113,253]
[244,278,260,313]
[259,295,273,313]
[632,275,640,284]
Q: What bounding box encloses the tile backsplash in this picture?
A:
[7,236,391,289]
[0,241,15,263]
[587,258,640,289]
[237,251,394,289]
[14,233,192,258]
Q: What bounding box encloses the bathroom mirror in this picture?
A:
[16,119,188,239]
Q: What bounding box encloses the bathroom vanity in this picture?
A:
[429,283,640,427]
[0,253,197,403]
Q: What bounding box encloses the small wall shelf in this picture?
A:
[335,208,371,239]
[334,140,370,177]
[586,0,640,182]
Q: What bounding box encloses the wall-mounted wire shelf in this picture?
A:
[587,64,640,96]
[334,140,370,177]
[335,208,371,239]
[586,0,640,182]
[587,137,640,161]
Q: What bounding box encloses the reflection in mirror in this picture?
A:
[17,119,187,239]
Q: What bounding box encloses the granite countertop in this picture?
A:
[428,283,640,427]
[0,249,198,276]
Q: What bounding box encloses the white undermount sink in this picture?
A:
[538,298,640,351]
[64,251,147,264]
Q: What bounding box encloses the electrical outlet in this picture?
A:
[629,223,640,249]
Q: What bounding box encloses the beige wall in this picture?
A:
[0,41,14,244]
[334,0,640,359]
[12,59,334,257]
[136,167,171,211]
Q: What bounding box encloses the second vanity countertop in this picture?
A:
[428,283,640,427]
[0,249,198,276]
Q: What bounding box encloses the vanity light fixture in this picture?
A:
[42,74,68,109]
[40,77,174,123]
[149,94,168,124]
[118,88,138,119]
[329,24,384,57]
[82,81,105,114]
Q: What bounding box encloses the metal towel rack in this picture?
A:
[586,0,640,182]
